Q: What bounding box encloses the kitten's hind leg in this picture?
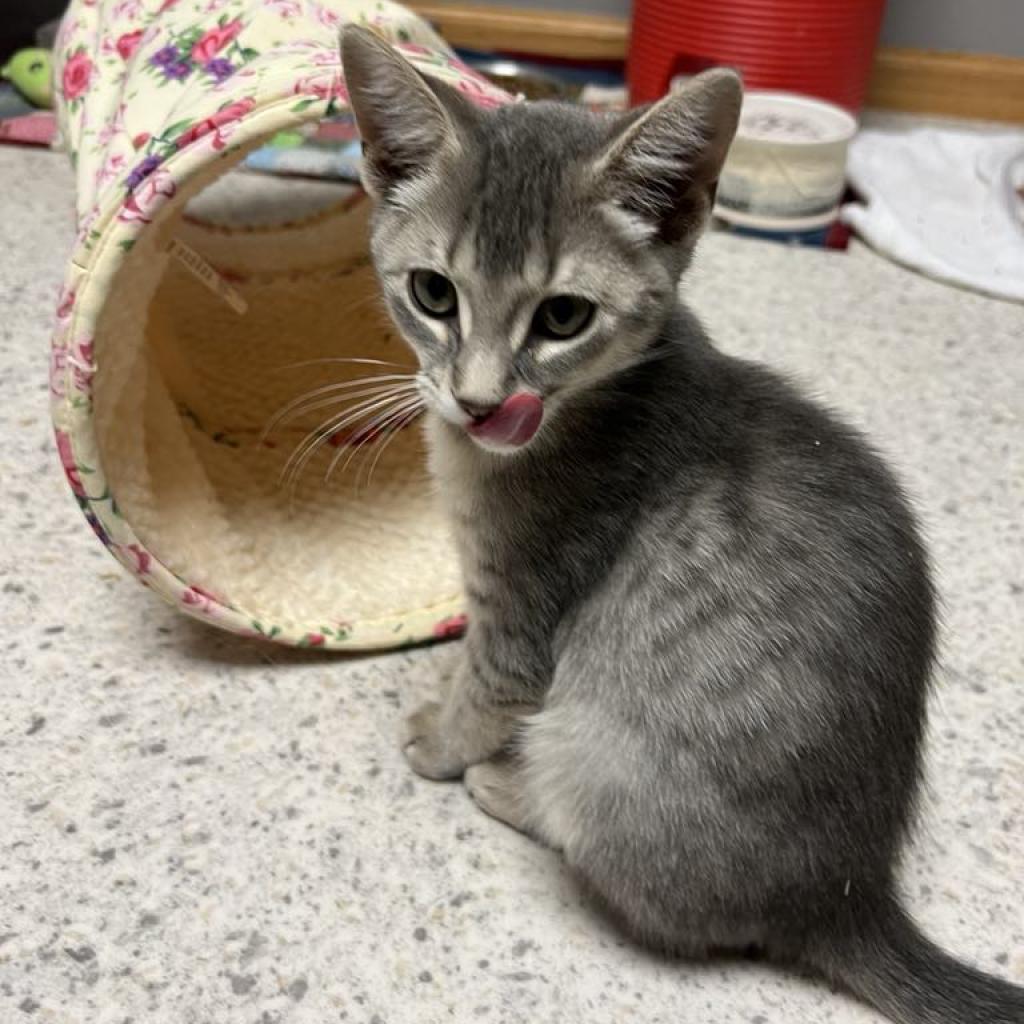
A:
[464,753,533,836]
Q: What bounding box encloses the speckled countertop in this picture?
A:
[1,145,1021,1024]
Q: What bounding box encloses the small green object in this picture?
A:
[266,129,305,149]
[2,48,54,108]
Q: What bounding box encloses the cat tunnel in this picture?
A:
[51,0,510,649]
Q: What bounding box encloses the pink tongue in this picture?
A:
[467,393,544,447]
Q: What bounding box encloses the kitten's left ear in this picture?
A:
[340,25,473,198]
[595,69,742,245]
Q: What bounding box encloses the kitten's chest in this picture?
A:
[428,424,566,610]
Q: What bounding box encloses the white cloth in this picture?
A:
[841,128,1024,303]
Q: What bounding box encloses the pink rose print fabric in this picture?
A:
[62,50,94,102]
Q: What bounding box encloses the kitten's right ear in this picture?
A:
[340,26,466,199]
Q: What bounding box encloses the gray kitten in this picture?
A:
[340,27,1023,1024]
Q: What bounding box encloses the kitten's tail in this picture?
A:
[810,898,1024,1024]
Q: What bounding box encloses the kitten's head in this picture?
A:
[340,27,741,454]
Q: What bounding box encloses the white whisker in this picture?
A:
[325,391,421,483]
[261,376,416,443]
[280,392,402,486]
[360,401,424,491]
[283,388,418,491]
[336,291,385,317]
[342,394,424,488]
[274,356,410,372]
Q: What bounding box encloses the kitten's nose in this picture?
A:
[455,396,501,422]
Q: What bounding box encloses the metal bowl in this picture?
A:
[467,58,581,103]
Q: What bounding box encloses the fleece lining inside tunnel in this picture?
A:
[92,182,461,637]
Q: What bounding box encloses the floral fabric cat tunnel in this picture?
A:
[51,0,508,649]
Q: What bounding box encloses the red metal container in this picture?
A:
[627,0,887,111]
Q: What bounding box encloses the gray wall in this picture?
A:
[881,0,1024,58]
[481,0,1024,59]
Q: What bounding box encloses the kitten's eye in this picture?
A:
[410,270,458,318]
[533,295,595,340]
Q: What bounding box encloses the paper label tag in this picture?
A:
[168,238,248,314]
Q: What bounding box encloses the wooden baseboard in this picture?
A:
[410,2,626,60]
[865,48,1024,124]
[408,2,1024,123]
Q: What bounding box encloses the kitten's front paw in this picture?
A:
[401,701,466,780]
